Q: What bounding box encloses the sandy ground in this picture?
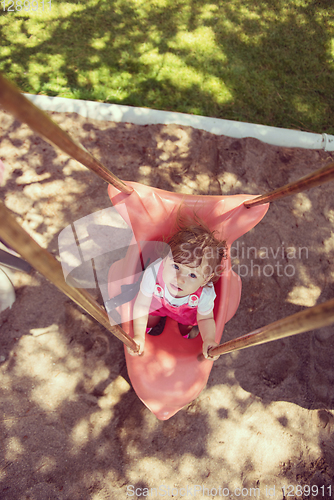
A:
[0,108,334,500]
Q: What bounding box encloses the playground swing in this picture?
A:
[1,73,334,420]
[106,182,268,419]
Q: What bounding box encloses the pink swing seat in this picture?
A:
[107,182,268,420]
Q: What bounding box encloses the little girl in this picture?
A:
[128,221,227,360]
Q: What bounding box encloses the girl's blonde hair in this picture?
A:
[163,213,227,284]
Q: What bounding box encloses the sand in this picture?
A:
[0,108,333,499]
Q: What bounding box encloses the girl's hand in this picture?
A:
[202,340,220,361]
[197,312,219,360]
[127,336,145,356]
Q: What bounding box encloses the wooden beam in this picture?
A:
[206,298,334,359]
[0,200,139,353]
[0,73,133,195]
[244,162,334,208]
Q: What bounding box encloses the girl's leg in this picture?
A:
[178,323,199,339]
[147,315,162,328]
[147,315,167,336]
[178,323,192,337]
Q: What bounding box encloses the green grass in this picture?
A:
[1,0,334,133]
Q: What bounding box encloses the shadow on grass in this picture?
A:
[0,0,333,133]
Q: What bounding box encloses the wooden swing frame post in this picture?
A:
[244,162,334,208]
[204,298,334,359]
[0,201,139,353]
[232,160,334,358]
[0,72,139,352]
[0,73,133,195]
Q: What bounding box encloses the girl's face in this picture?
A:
[162,255,213,298]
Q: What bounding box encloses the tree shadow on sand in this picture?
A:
[0,110,334,498]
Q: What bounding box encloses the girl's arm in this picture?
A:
[197,310,220,360]
[127,290,152,356]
